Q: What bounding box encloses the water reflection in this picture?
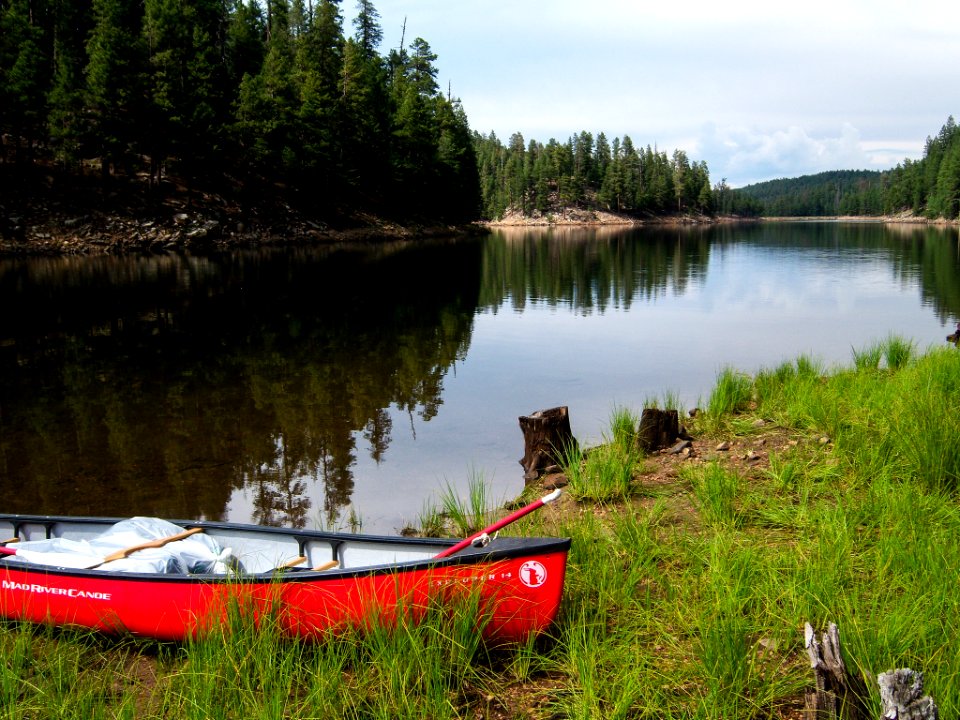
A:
[0,241,482,527]
[482,226,712,310]
[1,223,958,529]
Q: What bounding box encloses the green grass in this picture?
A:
[6,344,960,718]
[437,468,498,536]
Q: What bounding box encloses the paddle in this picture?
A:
[0,527,204,569]
[434,489,562,559]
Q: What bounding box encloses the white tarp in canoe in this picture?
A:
[4,517,237,574]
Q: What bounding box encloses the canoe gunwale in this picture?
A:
[0,513,571,584]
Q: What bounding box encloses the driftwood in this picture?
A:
[877,669,939,720]
[636,408,680,453]
[518,406,576,483]
[804,623,870,720]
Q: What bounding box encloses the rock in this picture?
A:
[668,440,692,455]
[173,213,190,225]
[715,441,731,451]
[752,419,766,428]
[542,474,569,491]
[819,436,831,445]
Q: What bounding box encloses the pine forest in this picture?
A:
[0,0,480,221]
[1,0,958,227]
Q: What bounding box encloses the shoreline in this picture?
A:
[486,210,960,228]
[2,209,956,258]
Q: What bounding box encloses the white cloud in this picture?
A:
[362,0,956,186]
[693,123,924,187]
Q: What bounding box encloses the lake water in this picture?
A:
[1,222,958,533]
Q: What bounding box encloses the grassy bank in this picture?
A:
[4,338,960,718]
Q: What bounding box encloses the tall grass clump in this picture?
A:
[562,409,642,503]
[0,624,148,719]
[344,591,489,719]
[852,340,883,371]
[562,441,639,503]
[707,367,753,426]
[882,334,914,370]
[684,462,741,528]
[437,469,497,536]
[642,390,683,413]
[608,404,641,451]
[887,347,960,491]
[167,595,305,719]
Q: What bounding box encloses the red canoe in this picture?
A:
[0,514,570,643]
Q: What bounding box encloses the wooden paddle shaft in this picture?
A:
[98,527,205,564]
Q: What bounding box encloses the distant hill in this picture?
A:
[736,170,884,217]
[733,116,960,220]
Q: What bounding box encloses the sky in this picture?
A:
[351,0,960,187]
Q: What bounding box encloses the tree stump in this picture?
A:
[518,406,576,483]
[636,408,680,453]
[803,623,870,720]
[878,669,939,720]
[947,322,960,346]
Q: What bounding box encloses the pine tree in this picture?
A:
[47,0,93,170]
[352,0,382,58]
[85,0,146,179]
[297,0,345,194]
[143,0,228,185]
[407,37,437,96]
[0,0,50,164]
[225,0,266,91]
[235,0,299,173]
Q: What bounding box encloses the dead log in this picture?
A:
[878,669,939,720]
[518,406,576,483]
[803,623,870,720]
[636,408,680,453]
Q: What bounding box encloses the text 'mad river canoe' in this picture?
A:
[0,508,570,643]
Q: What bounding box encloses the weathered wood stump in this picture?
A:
[518,406,576,483]
[878,669,939,720]
[636,408,680,453]
[803,623,870,720]
[947,322,960,346]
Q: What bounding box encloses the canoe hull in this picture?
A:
[0,515,569,643]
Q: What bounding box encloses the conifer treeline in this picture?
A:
[472,131,761,220]
[883,116,960,219]
[738,117,960,219]
[0,0,480,219]
[736,170,884,217]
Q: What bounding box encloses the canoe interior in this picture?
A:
[0,514,567,577]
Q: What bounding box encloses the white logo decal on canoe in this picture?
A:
[518,560,547,588]
[2,579,112,601]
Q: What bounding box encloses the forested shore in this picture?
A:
[2,0,957,255]
[0,0,481,254]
